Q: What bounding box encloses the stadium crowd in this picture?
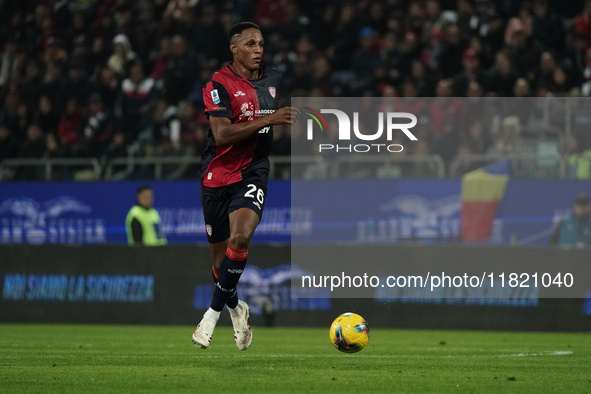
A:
[1,0,591,180]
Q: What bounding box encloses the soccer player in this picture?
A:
[192,22,299,350]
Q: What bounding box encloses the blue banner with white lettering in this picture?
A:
[0,181,290,244]
[1,179,589,246]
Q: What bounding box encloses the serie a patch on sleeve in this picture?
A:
[211,89,220,104]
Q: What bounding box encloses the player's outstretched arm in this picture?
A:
[211,107,300,146]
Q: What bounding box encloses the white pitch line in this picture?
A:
[495,351,573,357]
[193,351,574,359]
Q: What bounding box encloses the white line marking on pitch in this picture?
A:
[192,351,573,359]
[495,351,573,357]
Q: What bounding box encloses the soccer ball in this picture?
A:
[329,312,370,353]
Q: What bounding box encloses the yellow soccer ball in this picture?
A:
[329,312,370,353]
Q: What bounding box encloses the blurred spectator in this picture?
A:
[135,7,160,61]
[456,0,476,39]
[0,124,17,162]
[57,64,94,110]
[422,0,451,42]
[330,4,363,72]
[566,31,588,87]
[508,23,544,82]
[40,65,64,103]
[464,120,492,154]
[488,115,521,154]
[0,40,19,91]
[15,102,32,139]
[101,131,131,179]
[88,38,110,77]
[81,94,114,158]
[480,9,506,57]
[19,124,45,159]
[565,134,591,179]
[152,98,181,154]
[514,77,531,97]
[409,140,439,177]
[35,96,60,135]
[422,29,445,75]
[162,35,197,104]
[65,13,92,53]
[41,37,67,68]
[452,144,482,176]
[192,6,228,65]
[44,132,65,158]
[0,95,19,135]
[351,27,381,93]
[434,116,461,171]
[505,4,533,47]
[575,0,591,42]
[410,60,435,96]
[440,24,465,79]
[255,0,296,31]
[453,48,487,96]
[581,49,591,96]
[487,49,519,97]
[58,98,83,154]
[95,66,121,112]
[429,79,466,134]
[117,62,156,143]
[150,38,171,81]
[532,0,565,53]
[537,51,557,89]
[107,34,137,77]
[548,193,591,247]
[19,61,43,111]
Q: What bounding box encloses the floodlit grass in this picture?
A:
[0,324,589,393]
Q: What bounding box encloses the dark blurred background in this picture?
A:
[1,0,591,181]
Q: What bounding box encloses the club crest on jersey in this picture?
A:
[268,86,276,98]
[206,224,212,236]
[211,89,220,104]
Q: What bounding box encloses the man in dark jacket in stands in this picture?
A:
[549,193,591,247]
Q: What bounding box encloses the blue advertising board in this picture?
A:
[494,180,591,245]
[0,181,291,244]
[1,179,589,246]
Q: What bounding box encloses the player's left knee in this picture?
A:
[229,232,250,250]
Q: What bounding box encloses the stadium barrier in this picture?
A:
[449,152,565,178]
[1,244,589,331]
[0,152,570,181]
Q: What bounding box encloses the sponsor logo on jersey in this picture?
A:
[205,224,212,236]
[239,102,255,122]
[258,126,270,134]
[234,90,246,97]
[268,86,276,98]
[211,89,220,104]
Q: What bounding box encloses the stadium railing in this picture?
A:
[448,152,565,178]
[0,158,101,181]
[0,153,566,181]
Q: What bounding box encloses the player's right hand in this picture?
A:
[270,107,300,125]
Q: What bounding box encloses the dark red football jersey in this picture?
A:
[200,63,281,187]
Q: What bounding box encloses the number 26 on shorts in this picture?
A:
[244,184,265,204]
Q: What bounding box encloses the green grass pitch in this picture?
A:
[0,324,589,393]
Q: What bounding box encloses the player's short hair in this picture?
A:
[229,22,261,43]
[137,185,152,195]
